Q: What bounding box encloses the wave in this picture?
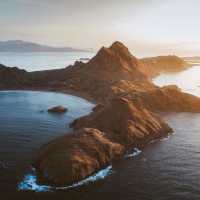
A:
[124,148,142,158]
[18,165,112,192]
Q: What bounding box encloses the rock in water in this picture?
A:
[47,106,68,113]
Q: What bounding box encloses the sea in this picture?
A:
[0,52,95,71]
[0,53,200,199]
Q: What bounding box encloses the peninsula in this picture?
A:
[1,41,200,186]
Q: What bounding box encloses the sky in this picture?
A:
[1,0,200,57]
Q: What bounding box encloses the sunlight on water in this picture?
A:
[18,165,113,192]
[153,65,200,97]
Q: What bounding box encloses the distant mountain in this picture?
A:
[0,40,89,52]
[183,56,200,65]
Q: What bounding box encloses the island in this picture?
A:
[1,41,200,186]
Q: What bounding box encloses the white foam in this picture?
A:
[124,148,142,158]
[149,139,160,144]
[18,172,51,192]
[160,135,171,141]
[18,165,112,192]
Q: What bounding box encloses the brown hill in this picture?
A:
[35,128,124,186]
[71,97,172,147]
[0,64,28,89]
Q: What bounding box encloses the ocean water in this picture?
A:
[0,91,94,199]
[1,65,200,199]
[153,65,200,96]
[0,52,95,71]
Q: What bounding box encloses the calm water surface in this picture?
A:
[0,91,94,199]
[0,52,94,71]
[153,65,200,96]
[1,66,200,199]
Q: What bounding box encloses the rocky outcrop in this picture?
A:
[71,97,172,147]
[35,128,124,186]
[48,106,68,113]
[141,55,190,78]
[35,97,172,186]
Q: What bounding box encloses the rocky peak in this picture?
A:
[87,41,147,82]
[90,41,133,63]
[110,41,130,54]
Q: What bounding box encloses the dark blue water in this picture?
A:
[1,82,200,199]
[0,91,94,198]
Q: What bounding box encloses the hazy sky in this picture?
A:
[1,0,200,56]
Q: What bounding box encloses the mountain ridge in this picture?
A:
[0,40,89,52]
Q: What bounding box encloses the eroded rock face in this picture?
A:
[35,128,124,186]
[71,97,172,147]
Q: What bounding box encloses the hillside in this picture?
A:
[0,64,28,89]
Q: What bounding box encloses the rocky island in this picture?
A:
[48,106,68,113]
[1,41,200,187]
[141,55,191,78]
